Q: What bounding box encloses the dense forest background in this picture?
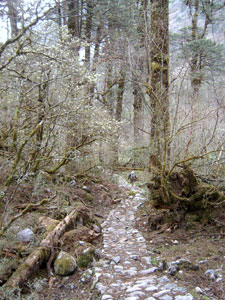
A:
[0,0,225,219]
[0,1,225,298]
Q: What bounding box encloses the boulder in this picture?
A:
[17,228,34,242]
[54,251,77,276]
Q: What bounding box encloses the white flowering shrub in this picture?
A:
[0,20,120,183]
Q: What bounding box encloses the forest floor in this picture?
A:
[0,172,224,300]
[135,203,225,300]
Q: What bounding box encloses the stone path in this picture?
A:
[94,180,194,300]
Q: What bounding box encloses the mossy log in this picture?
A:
[4,207,81,290]
[148,165,225,219]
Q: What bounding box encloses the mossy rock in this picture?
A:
[77,247,95,268]
[85,192,94,203]
[128,191,136,197]
[54,251,77,276]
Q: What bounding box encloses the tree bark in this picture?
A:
[6,0,18,37]
[85,0,93,64]
[112,69,125,165]
[67,0,81,40]
[133,82,144,145]
[149,0,170,172]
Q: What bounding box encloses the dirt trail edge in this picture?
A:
[93,180,193,300]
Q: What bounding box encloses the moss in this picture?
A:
[128,191,136,197]
[85,192,94,203]
[77,248,95,268]
[151,61,161,71]
[65,175,73,183]
[54,251,77,276]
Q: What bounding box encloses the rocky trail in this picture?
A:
[93,179,193,300]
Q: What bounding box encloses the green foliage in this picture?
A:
[182,34,224,74]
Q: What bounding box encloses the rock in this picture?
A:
[128,291,145,297]
[199,260,208,264]
[96,282,107,294]
[54,251,77,276]
[126,286,142,293]
[82,185,91,193]
[80,269,93,283]
[93,224,101,233]
[68,283,76,289]
[139,266,158,275]
[69,180,77,186]
[167,258,199,275]
[153,248,161,254]
[77,247,96,268]
[160,296,173,300]
[175,295,193,300]
[145,286,158,292]
[17,228,34,242]
[216,277,223,283]
[102,295,113,300]
[130,255,139,261]
[153,290,171,298]
[167,263,178,276]
[195,286,203,294]
[112,256,121,264]
[204,269,218,280]
[33,279,47,292]
[158,275,170,283]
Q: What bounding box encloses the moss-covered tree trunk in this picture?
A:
[148,0,170,173]
[67,0,81,39]
[112,69,125,166]
[85,0,93,64]
[133,83,144,145]
[133,0,147,146]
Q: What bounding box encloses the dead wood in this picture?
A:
[46,233,56,279]
[4,207,81,290]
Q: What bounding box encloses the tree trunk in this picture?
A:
[85,0,93,64]
[105,61,114,114]
[6,0,18,37]
[190,0,202,95]
[149,0,170,173]
[67,0,81,40]
[133,0,148,146]
[133,82,144,145]
[112,69,125,166]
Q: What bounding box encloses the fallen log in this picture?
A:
[4,207,80,290]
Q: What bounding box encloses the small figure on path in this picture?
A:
[128,171,137,186]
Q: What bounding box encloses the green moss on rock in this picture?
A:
[85,192,94,203]
[77,248,95,268]
[54,251,77,276]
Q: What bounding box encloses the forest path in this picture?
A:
[93,178,194,300]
